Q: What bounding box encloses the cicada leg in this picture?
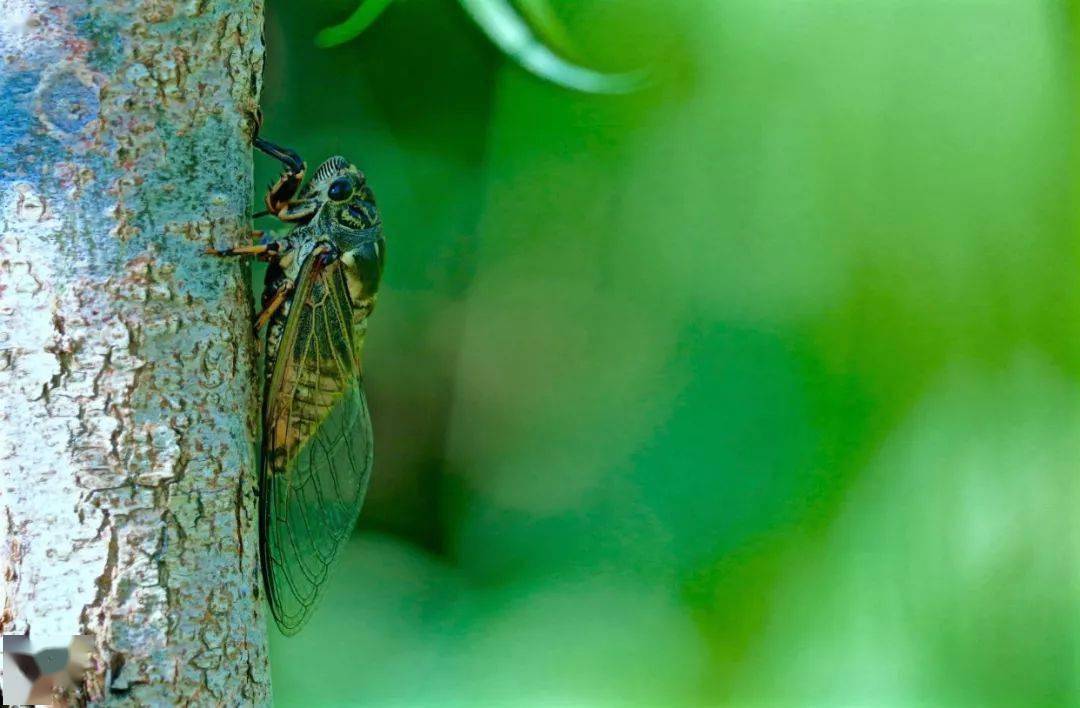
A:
[252,244,334,335]
[255,280,294,333]
[254,136,317,222]
[205,235,283,262]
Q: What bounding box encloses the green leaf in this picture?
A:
[458,0,646,94]
[315,0,397,48]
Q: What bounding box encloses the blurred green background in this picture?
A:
[257,1,1080,705]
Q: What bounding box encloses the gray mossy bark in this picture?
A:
[0,0,270,704]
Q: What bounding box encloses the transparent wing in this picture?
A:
[261,252,373,635]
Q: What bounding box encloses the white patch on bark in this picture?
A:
[0,182,112,651]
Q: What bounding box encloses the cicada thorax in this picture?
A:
[261,232,382,386]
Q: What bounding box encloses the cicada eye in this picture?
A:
[327,177,353,202]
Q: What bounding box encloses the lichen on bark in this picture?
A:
[0,0,270,704]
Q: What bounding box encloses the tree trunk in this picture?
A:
[0,0,270,704]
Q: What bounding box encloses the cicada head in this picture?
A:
[302,156,385,300]
[304,155,379,231]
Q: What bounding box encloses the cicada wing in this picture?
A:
[261,253,374,635]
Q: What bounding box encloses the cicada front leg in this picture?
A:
[254,137,317,222]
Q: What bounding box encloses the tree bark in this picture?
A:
[0,0,270,704]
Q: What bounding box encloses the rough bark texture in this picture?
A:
[0,0,269,704]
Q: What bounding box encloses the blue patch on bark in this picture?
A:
[38,70,100,134]
[0,71,39,166]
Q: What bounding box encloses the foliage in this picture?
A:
[260,1,1079,704]
[315,0,643,93]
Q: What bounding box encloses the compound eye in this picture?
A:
[327,177,353,202]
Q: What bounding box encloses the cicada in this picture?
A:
[209,133,385,634]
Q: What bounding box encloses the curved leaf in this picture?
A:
[315,0,646,94]
[315,0,397,48]
[458,0,646,94]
